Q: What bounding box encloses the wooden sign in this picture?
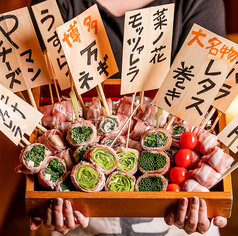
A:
[0,7,50,92]
[56,4,118,95]
[212,59,238,113]
[0,84,43,136]
[121,4,174,95]
[218,114,238,153]
[0,99,29,145]
[0,13,27,92]
[153,24,238,127]
[31,0,71,90]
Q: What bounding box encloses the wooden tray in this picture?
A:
[25,83,233,218]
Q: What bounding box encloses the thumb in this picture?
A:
[30,217,43,230]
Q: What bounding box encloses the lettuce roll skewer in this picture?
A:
[85,145,118,175]
[71,161,105,192]
[105,171,135,192]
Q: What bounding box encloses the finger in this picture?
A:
[53,198,64,231]
[184,196,199,234]
[63,200,76,229]
[164,206,177,226]
[197,199,211,234]
[174,198,188,229]
[213,216,227,228]
[43,200,55,231]
[74,211,89,228]
[30,217,42,230]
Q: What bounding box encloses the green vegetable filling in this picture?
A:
[144,131,168,148]
[75,145,92,162]
[60,174,76,191]
[70,126,93,144]
[108,173,134,192]
[98,117,118,133]
[75,165,99,190]
[44,159,65,182]
[116,149,137,172]
[24,145,45,167]
[139,152,166,171]
[91,147,115,171]
[173,125,186,135]
[138,176,163,191]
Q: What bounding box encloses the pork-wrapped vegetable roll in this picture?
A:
[116,147,139,175]
[71,161,105,192]
[38,157,67,189]
[55,171,77,191]
[105,171,135,192]
[96,115,121,136]
[84,145,118,175]
[66,120,98,147]
[140,128,172,151]
[169,122,188,143]
[100,134,126,149]
[16,143,51,174]
[138,150,170,175]
[135,173,168,192]
[37,129,67,155]
[73,143,97,163]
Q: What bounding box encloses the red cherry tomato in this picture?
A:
[169,167,187,185]
[180,131,197,150]
[175,149,193,168]
[167,183,181,192]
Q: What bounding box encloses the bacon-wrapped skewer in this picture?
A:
[66,120,99,147]
[104,171,136,192]
[200,146,234,174]
[55,148,75,170]
[140,128,172,151]
[115,147,139,175]
[84,145,119,175]
[135,173,168,192]
[193,127,218,155]
[71,161,105,192]
[55,171,77,191]
[134,104,169,128]
[181,178,209,192]
[95,115,121,137]
[138,150,170,175]
[36,129,67,155]
[38,156,67,190]
[15,143,51,174]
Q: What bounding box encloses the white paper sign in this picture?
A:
[0,84,43,136]
[121,4,174,95]
[218,114,238,153]
[0,99,29,145]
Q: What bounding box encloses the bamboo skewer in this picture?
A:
[48,83,54,105]
[126,93,136,148]
[110,103,140,148]
[139,91,144,110]
[210,110,223,133]
[96,83,110,116]
[44,52,61,102]
[21,136,31,146]
[165,115,175,130]
[199,107,216,129]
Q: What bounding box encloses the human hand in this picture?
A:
[164,196,227,234]
[30,198,89,234]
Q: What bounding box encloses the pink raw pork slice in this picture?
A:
[15,143,51,174]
